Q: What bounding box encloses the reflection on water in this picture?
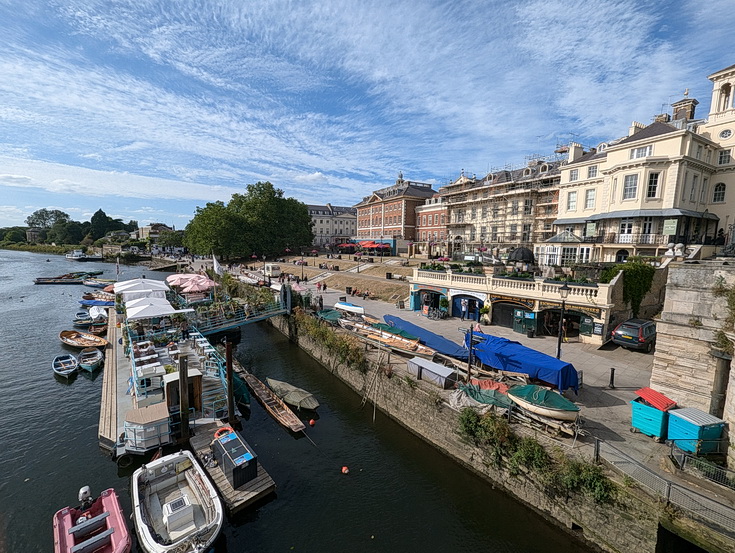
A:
[0,250,589,552]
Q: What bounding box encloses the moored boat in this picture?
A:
[87,323,108,336]
[35,271,103,284]
[240,372,306,432]
[333,301,365,315]
[53,354,79,378]
[79,347,104,371]
[507,384,580,422]
[337,319,437,359]
[131,450,223,553]
[79,299,115,307]
[266,377,320,410]
[59,330,109,349]
[84,277,116,288]
[66,249,104,261]
[53,486,131,553]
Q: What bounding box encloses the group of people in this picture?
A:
[350,288,370,299]
[315,281,328,292]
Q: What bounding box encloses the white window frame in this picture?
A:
[623,175,638,200]
[646,172,660,198]
[584,189,596,209]
[713,183,726,203]
[719,149,731,165]
[587,165,598,178]
[567,191,577,211]
[630,145,653,159]
[569,169,579,182]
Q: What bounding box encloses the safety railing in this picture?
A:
[595,439,735,534]
[671,444,735,492]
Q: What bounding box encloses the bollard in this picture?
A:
[608,367,616,389]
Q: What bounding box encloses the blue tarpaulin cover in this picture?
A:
[383,315,469,360]
[467,332,579,393]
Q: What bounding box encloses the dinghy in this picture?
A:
[266,378,320,410]
[507,384,580,422]
[79,347,104,372]
[53,354,79,378]
[59,330,109,349]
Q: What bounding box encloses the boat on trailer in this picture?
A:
[53,354,79,378]
[507,384,580,422]
[131,450,224,553]
[53,486,131,553]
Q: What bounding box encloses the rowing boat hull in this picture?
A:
[59,330,109,349]
[507,385,580,422]
[240,373,305,432]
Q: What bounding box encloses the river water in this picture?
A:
[0,250,590,552]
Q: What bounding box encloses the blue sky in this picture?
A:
[1,0,734,228]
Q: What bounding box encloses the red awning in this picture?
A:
[635,387,677,412]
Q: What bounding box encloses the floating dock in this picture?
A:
[189,423,276,515]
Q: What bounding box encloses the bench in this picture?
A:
[70,527,114,553]
[68,511,109,538]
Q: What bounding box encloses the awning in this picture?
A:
[126,302,194,321]
[553,208,719,226]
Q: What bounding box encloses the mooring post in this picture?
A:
[226,339,237,425]
[608,367,616,389]
[179,355,190,443]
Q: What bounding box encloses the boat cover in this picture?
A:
[458,383,513,409]
[383,315,469,360]
[369,322,418,341]
[407,357,456,388]
[316,309,342,323]
[508,384,579,412]
[468,333,579,393]
[79,299,114,306]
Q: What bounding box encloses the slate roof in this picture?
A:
[615,121,679,146]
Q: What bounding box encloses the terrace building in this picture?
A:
[413,195,448,257]
[306,203,357,248]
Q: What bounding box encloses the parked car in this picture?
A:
[611,319,657,352]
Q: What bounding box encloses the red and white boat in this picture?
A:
[53,486,131,553]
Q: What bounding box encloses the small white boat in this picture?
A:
[79,347,104,372]
[53,354,79,378]
[131,450,224,553]
[88,305,109,321]
[334,301,365,315]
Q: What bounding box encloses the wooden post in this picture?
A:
[179,355,190,443]
[226,340,237,424]
[466,327,473,382]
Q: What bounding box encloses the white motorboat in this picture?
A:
[131,450,223,553]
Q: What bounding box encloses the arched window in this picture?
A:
[720,84,732,112]
[713,182,726,203]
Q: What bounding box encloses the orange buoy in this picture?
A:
[341,466,350,474]
[309,419,316,427]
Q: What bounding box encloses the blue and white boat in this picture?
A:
[53,354,79,378]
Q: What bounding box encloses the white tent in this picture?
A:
[126,302,194,321]
[121,289,167,303]
[114,278,170,293]
[125,296,171,309]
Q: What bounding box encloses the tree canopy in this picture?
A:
[184,182,313,258]
[25,208,70,228]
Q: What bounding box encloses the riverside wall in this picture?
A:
[269,315,733,553]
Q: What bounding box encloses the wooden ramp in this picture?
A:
[97,312,119,452]
[236,368,306,433]
[189,423,276,515]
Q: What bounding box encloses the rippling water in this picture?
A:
[0,250,589,552]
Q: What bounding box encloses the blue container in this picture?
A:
[630,397,669,440]
[667,407,726,454]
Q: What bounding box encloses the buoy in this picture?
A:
[341,466,349,474]
[309,419,316,427]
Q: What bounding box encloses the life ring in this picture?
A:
[214,426,234,440]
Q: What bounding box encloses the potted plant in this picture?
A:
[479,305,491,324]
[439,297,450,313]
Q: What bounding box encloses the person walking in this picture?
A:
[180,319,190,342]
[318,294,324,311]
[461,298,468,321]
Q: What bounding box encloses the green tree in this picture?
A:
[46,220,84,245]
[184,201,244,257]
[158,229,184,248]
[25,208,70,228]
[89,209,114,240]
[3,229,25,242]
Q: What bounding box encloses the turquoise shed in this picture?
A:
[667,407,727,454]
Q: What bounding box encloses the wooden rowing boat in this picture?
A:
[239,372,305,432]
[53,354,78,378]
[59,330,109,349]
[507,384,580,422]
[78,347,104,371]
[338,319,436,359]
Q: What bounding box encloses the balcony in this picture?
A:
[411,269,615,307]
[580,233,669,245]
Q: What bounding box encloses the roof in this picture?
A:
[553,208,719,226]
[566,150,608,166]
[635,387,677,412]
[355,180,436,207]
[545,230,584,243]
[669,407,726,427]
[125,402,170,425]
[615,121,679,146]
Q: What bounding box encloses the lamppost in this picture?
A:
[556,283,571,359]
[300,251,305,280]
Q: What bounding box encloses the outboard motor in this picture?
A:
[78,486,94,511]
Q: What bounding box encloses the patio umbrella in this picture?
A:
[181,280,212,293]
[166,273,200,286]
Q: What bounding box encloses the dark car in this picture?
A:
[611,319,656,352]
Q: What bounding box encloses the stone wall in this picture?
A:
[649,261,734,465]
[269,315,734,553]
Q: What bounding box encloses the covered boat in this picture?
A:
[131,450,223,553]
[59,330,109,349]
[53,354,78,378]
[53,486,131,553]
[338,319,436,359]
[79,347,104,372]
[79,299,115,307]
[334,301,365,315]
[507,385,580,421]
[266,378,320,410]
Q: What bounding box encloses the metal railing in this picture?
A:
[596,439,735,534]
[671,444,735,492]
[193,302,287,335]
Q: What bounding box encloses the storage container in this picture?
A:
[212,430,258,489]
[667,407,726,454]
[630,387,677,441]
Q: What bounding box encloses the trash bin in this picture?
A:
[526,329,535,338]
[345,286,352,295]
[333,265,339,271]
[385,272,392,280]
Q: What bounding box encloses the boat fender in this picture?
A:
[309,419,316,427]
[341,466,350,474]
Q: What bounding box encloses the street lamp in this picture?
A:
[556,283,571,359]
[300,251,304,280]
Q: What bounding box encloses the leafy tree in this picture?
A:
[158,229,184,248]
[46,220,84,245]
[25,208,70,228]
[3,229,25,242]
[184,201,245,258]
[89,209,115,240]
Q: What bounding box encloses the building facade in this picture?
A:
[354,173,436,242]
[413,195,448,257]
[307,203,357,248]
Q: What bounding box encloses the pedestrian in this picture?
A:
[461,298,468,321]
[318,295,324,311]
[180,319,190,341]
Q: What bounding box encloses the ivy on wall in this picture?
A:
[713,276,735,355]
[600,257,655,318]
